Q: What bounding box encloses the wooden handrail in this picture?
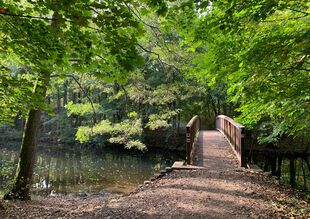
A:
[216,115,246,167]
[186,115,200,164]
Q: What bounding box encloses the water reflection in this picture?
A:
[0,144,182,195]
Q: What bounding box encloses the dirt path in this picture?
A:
[1,131,309,218]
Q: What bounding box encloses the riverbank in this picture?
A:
[1,168,309,218]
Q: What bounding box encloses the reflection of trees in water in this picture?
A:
[76,150,83,185]
[46,150,84,194]
[0,150,18,190]
[33,151,52,195]
[34,150,63,195]
[1,144,181,195]
[45,152,51,192]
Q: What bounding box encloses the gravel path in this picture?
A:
[1,131,309,218]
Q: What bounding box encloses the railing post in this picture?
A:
[185,115,200,165]
[240,127,246,167]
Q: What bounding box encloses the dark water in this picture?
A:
[0,143,183,196]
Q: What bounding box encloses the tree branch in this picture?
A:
[121,1,160,30]
[0,11,54,21]
[289,8,309,17]
[51,74,97,125]
[137,43,160,59]
[0,10,102,33]
[282,67,310,72]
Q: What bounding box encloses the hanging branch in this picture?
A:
[262,8,309,23]
[137,43,182,75]
[0,9,54,20]
[117,83,129,114]
[121,1,159,30]
[0,9,101,32]
[51,74,97,125]
[137,43,160,58]
[137,43,167,73]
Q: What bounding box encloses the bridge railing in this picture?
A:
[186,115,200,164]
[216,115,246,167]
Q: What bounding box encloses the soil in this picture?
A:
[1,131,309,218]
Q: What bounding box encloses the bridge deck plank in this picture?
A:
[194,130,239,170]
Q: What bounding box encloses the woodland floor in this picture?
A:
[1,131,309,218]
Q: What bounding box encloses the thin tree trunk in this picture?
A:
[56,84,61,114]
[63,80,68,106]
[263,159,269,172]
[223,102,227,115]
[177,112,180,135]
[14,114,20,130]
[270,155,277,176]
[301,158,307,191]
[289,156,296,188]
[276,155,283,179]
[56,84,61,137]
[304,156,310,173]
[211,99,217,117]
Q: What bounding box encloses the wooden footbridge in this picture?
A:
[185,115,246,168]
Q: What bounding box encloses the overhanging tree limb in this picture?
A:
[51,73,97,125]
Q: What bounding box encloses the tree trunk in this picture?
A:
[304,156,310,173]
[217,99,221,115]
[3,109,41,200]
[301,158,307,191]
[177,112,180,135]
[270,156,277,176]
[210,96,217,117]
[56,84,61,114]
[63,80,68,106]
[263,159,269,172]
[3,72,50,200]
[223,102,227,115]
[56,84,61,136]
[276,155,283,179]
[289,156,296,188]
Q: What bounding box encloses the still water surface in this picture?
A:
[0,143,182,195]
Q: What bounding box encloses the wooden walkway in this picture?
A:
[193,130,239,170]
[186,115,245,167]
